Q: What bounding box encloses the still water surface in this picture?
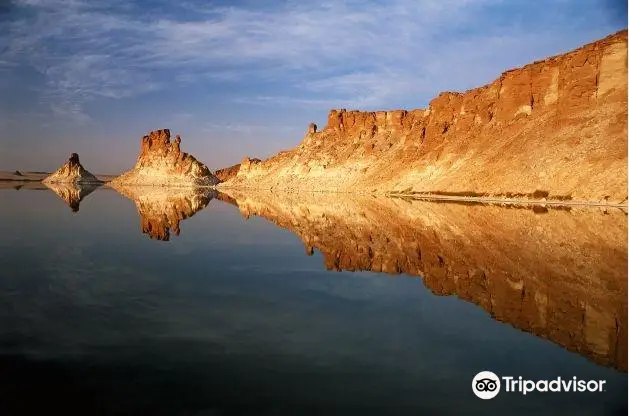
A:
[0,185,626,415]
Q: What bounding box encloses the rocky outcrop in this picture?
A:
[219,189,628,371]
[214,163,241,182]
[214,157,262,183]
[109,129,219,187]
[44,182,100,212]
[43,153,101,184]
[220,30,628,203]
[113,185,216,240]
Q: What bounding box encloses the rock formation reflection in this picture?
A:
[44,182,101,212]
[112,186,216,241]
[220,190,628,372]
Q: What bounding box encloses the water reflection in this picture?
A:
[80,184,628,371]
[110,185,217,240]
[220,189,628,372]
[1,186,626,413]
[43,182,101,212]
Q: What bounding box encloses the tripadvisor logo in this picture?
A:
[472,371,606,399]
[473,371,501,399]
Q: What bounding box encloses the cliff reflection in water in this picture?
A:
[220,189,628,372]
[44,182,101,212]
[111,185,216,240]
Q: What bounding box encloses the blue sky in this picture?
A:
[0,0,626,173]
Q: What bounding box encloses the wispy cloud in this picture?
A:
[1,0,624,121]
[201,122,297,135]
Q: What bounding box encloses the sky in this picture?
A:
[0,0,626,173]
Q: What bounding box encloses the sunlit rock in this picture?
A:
[109,129,219,187]
[218,30,628,204]
[43,153,102,185]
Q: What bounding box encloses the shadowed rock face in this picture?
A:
[110,129,219,187]
[214,163,241,183]
[43,153,101,185]
[221,31,627,203]
[214,157,262,183]
[220,189,628,371]
[44,182,101,212]
[113,186,217,240]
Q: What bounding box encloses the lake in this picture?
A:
[0,184,626,415]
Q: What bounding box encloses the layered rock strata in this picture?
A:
[110,129,219,187]
[219,189,628,371]
[220,30,628,203]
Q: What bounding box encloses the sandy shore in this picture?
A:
[0,171,117,184]
[387,193,629,209]
[0,171,48,182]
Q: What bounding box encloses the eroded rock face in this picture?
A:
[214,163,241,183]
[110,129,219,187]
[43,153,101,184]
[220,30,628,203]
[214,157,262,183]
[44,181,100,212]
[236,157,262,177]
[220,189,628,371]
[113,185,216,240]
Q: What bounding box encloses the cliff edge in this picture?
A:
[110,129,219,187]
[220,30,628,203]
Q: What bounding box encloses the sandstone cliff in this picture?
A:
[221,30,628,203]
[43,153,101,184]
[110,129,219,187]
[220,189,627,371]
[215,157,261,182]
[113,185,216,240]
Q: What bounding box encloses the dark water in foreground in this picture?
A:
[0,186,626,415]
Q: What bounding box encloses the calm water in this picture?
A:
[0,185,626,415]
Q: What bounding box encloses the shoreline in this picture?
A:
[2,178,626,209]
[387,193,628,208]
[217,185,628,208]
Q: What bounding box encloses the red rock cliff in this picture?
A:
[221,30,628,203]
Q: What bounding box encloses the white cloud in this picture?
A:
[1,0,622,119]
